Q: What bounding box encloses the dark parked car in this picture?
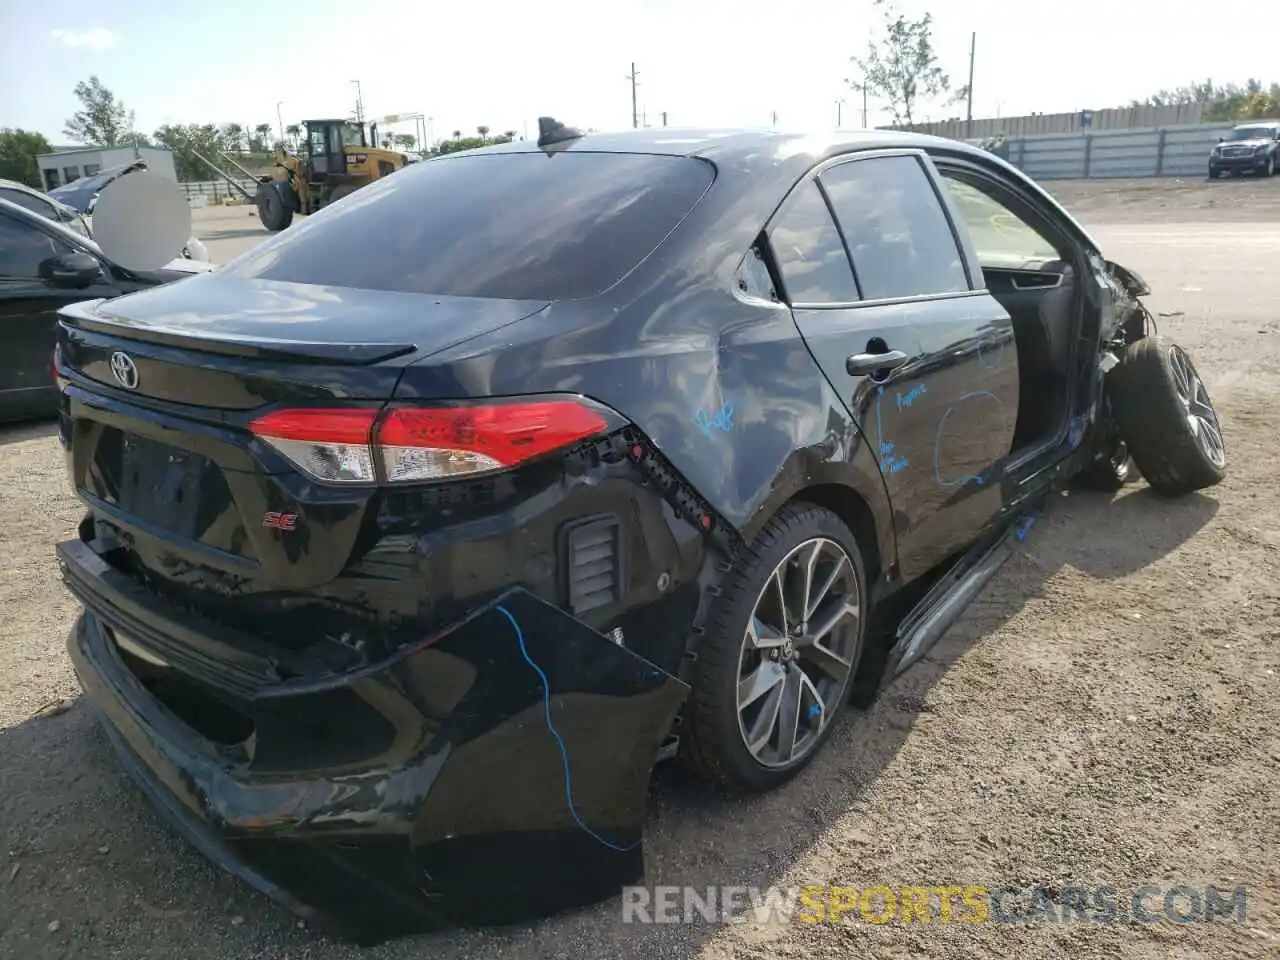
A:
[0,178,93,239]
[0,197,212,422]
[1208,121,1280,177]
[54,123,1226,943]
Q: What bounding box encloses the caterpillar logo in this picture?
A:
[345,153,368,164]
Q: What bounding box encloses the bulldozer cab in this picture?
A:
[303,119,368,180]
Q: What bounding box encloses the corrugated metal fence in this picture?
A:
[997,123,1236,180]
[902,104,1209,139]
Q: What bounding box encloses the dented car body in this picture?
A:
[55,127,1225,943]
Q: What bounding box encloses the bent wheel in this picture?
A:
[682,503,867,793]
[1108,336,1225,495]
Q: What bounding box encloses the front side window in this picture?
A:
[940,175,1062,270]
[821,155,969,301]
[224,152,714,301]
[0,215,67,279]
[767,180,858,304]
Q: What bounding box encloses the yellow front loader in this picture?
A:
[254,119,407,231]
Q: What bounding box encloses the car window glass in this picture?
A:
[0,189,55,220]
[767,180,858,304]
[223,152,714,300]
[821,156,969,300]
[0,215,64,279]
[940,175,1061,269]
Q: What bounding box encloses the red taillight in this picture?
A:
[248,399,610,485]
[377,401,609,482]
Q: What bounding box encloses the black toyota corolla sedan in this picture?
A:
[53,120,1225,943]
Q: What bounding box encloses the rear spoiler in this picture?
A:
[58,299,417,366]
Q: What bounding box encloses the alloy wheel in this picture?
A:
[735,537,861,769]
[1169,345,1225,467]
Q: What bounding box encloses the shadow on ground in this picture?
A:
[0,482,1218,959]
[0,420,57,449]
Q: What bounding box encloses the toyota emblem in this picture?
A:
[109,351,139,390]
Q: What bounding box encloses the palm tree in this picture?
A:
[254,123,272,152]
[220,123,244,154]
[285,123,301,150]
[477,125,491,140]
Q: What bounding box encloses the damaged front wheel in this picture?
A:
[1108,336,1226,495]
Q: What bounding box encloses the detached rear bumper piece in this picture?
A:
[60,539,688,945]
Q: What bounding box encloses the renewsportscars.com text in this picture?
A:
[621,884,1249,925]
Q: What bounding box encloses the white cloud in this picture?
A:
[50,28,120,52]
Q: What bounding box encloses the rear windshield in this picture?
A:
[223,151,715,300]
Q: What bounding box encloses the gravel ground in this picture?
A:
[2,176,1279,959]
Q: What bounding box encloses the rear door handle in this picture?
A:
[846,349,909,376]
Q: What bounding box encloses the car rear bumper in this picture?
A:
[60,538,688,944]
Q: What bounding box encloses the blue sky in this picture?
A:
[0,0,1259,145]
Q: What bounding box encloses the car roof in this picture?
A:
[471,126,992,170]
[453,125,1099,253]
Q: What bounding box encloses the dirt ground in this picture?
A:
[2,175,1278,959]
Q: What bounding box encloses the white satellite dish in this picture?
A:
[91,172,192,271]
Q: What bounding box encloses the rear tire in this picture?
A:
[681,502,867,794]
[256,185,293,231]
[1108,337,1225,495]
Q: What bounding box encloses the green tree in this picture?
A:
[0,128,52,187]
[1135,78,1280,120]
[152,123,231,181]
[848,0,952,127]
[477,125,491,139]
[63,76,137,146]
[285,123,301,150]
[394,132,417,152]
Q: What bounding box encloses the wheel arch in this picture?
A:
[778,482,884,587]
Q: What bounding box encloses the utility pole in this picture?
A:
[351,80,365,124]
[771,110,777,128]
[836,99,844,127]
[862,86,868,128]
[626,63,640,129]
[965,32,976,137]
[661,111,667,127]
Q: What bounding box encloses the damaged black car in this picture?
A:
[53,121,1226,943]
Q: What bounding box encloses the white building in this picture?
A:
[36,146,178,191]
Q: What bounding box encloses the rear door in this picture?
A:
[0,210,119,419]
[770,151,1018,580]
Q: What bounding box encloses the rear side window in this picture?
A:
[224,152,714,300]
[820,155,969,301]
[768,180,858,304]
